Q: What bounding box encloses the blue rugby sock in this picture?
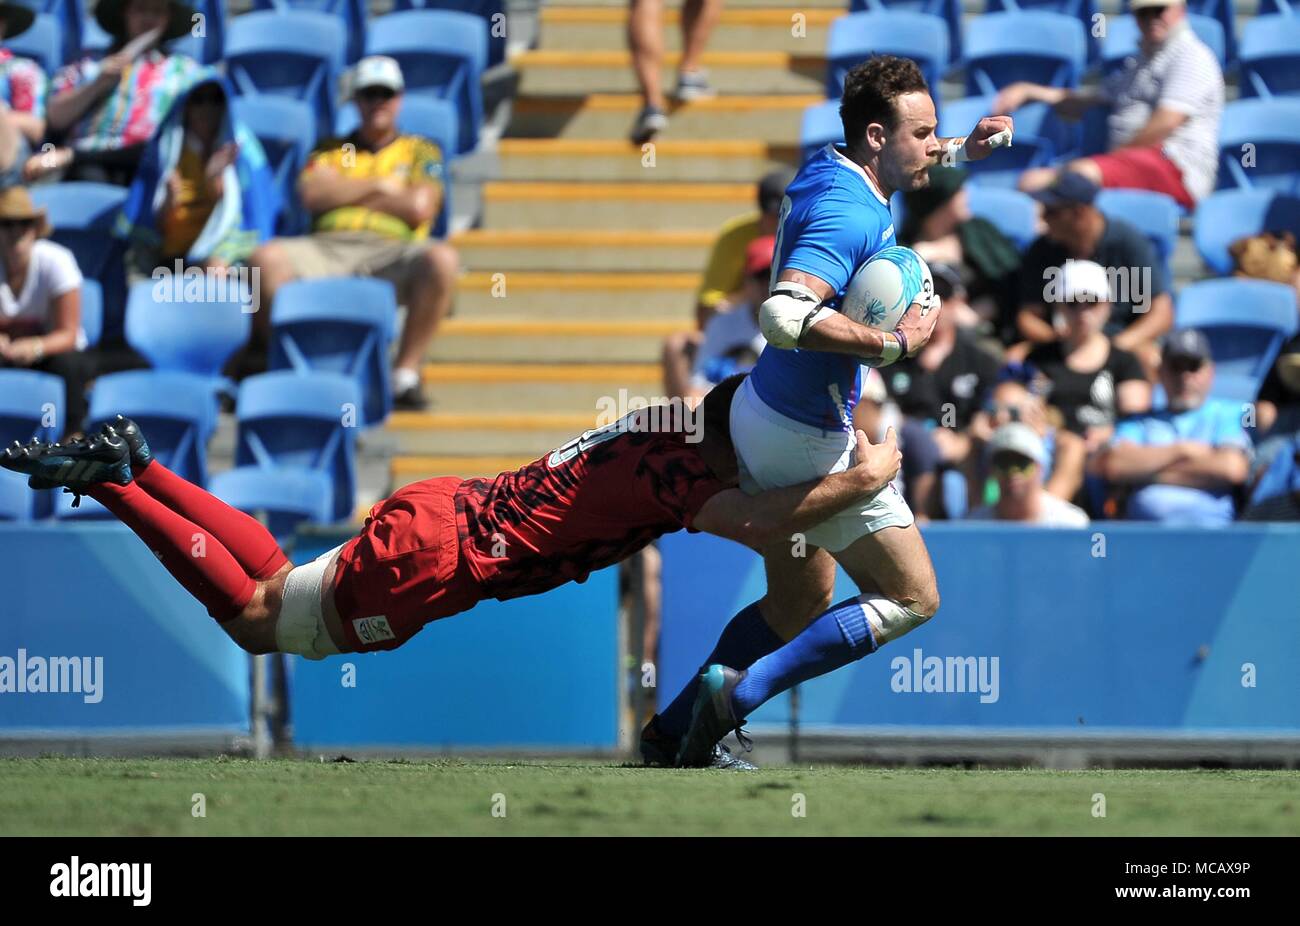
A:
[731,596,877,718]
[657,601,783,737]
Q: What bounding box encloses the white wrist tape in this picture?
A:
[759,281,827,349]
[878,332,904,366]
[944,129,1012,163]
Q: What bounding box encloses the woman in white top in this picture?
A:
[0,186,85,434]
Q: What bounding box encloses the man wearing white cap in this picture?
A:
[966,422,1089,526]
[1025,258,1152,448]
[251,55,458,410]
[994,0,1223,210]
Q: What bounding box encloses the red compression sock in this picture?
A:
[133,460,289,579]
[87,481,257,622]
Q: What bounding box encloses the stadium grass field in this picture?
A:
[1,758,1298,835]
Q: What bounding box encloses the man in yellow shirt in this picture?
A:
[251,56,458,410]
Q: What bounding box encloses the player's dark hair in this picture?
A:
[839,55,929,148]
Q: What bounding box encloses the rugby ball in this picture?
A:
[841,246,933,333]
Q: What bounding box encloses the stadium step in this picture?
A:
[482,181,757,229]
[455,270,698,317]
[495,139,797,183]
[538,7,837,53]
[420,361,664,414]
[391,453,536,485]
[450,228,715,272]
[508,94,818,144]
[386,411,594,457]
[513,49,825,96]
[431,317,691,362]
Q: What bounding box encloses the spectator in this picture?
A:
[968,376,1088,506]
[663,234,769,403]
[1024,259,1151,450]
[627,0,723,143]
[1092,328,1251,526]
[966,423,1089,525]
[898,167,1022,339]
[996,0,1224,210]
[855,367,941,521]
[0,5,47,188]
[1017,172,1172,369]
[249,56,458,410]
[693,167,792,327]
[0,186,86,432]
[33,0,202,186]
[115,73,278,281]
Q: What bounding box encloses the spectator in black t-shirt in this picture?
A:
[1016,172,1172,374]
[882,263,1003,472]
[1024,259,1151,450]
[855,366,942,521]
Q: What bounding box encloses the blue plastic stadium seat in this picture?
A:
[53,491,112,520]
[825,11,950,100]
[965,186,1039,250]
[0,470,37,522]
[964,12,1087,97]
[5,12,60,73]
[235,371,361,522]
[251,0,366,64]
[1095,189,1180,280]
[86,371,217,486]
[986,0,1101,65]
[0,369,64,446]
[225,10,346,138]
[30,182,128,336]
[123,279,252,383]
[210,466,335,542]
[366,10,487,156]
[80,278,102,349]
[939,95,1061,186]
[230,96,316,236]
[335,94,457,236]
[850,0,961,64]
[799,100,843,163]
[1193,189,1300,276]
[1217,99,1300,194]
[268,277,399,428]
[393,0,507,69]
[1175,280,1299,402]
[1101,13,1226,73]
[1239,16,1300,100]
[10,0,82,63]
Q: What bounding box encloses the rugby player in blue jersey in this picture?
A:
[641,56,1015,767]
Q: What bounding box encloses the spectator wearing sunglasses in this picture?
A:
[0,186,86,432]
[249,56,457,410]
[968,377,1087,507]
[1092,328,1251,526]
[966,422,1089,526]
[115,74,277,280]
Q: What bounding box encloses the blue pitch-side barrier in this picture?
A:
[660,524,1300,737]
[0,524,250,737]
[286,533,621,750]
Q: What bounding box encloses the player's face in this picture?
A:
[881,92,941,194]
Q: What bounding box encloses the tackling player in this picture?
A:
[2,377,900,731]
[647,56,1014,766]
